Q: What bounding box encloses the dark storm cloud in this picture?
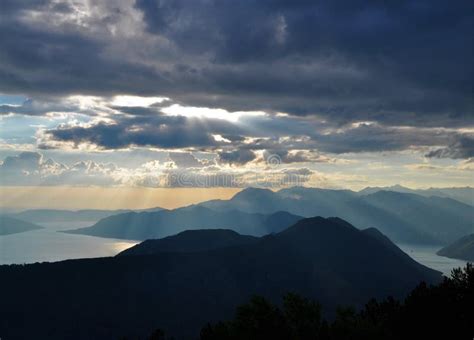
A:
[261,149,329,163]
[425,136,474,159]
[168,152,208,167]
[0,98,93,116]
[42,114,241,150]
[0,0,49,13]
[0,4,165,96]
[0,0,471,129]
[218,149,256,165]
[42,104,474,159]
[129,0,472,123]
[310,124,473,155]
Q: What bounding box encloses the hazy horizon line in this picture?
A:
[1,184,472,211]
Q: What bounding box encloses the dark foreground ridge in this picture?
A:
[0,217,441,339]
[118,229,259,256]
[201,264,473,340]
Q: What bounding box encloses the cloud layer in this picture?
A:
[0,0,472,127]
[0,1,472,189]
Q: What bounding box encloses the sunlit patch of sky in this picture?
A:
[0,111,92,145]
[161,104,266,123]
[0,94,28,106]
[111,95,169,107]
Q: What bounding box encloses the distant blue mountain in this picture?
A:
[0,215,43,235]
[200,187,474,244]
[63,187,473,245]
[64,207,302,240]
[437,233,474,261]
[11,207,164,224]
[358,185,473,206]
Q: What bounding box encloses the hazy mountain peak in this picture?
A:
[0,215,43,236]
[232,187,275,199]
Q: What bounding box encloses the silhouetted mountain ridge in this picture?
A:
[0,216,441,339]
[64,207,303,240]
[118,229,259,256]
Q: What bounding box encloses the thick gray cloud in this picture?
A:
[0,0,472,181]
[38,102,474,159]
[307,124,463,154]
[42,113,242,150]
[168,152,209,168]
[0,0,471,129]
[426,136,474,159]
[0,98,97,116]
[218,150,256,165]
[262,149,333,164]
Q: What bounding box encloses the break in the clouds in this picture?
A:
[34,100,471,160]
[0,150,318,188]
[1,149,472,189]
[0,0,472,188]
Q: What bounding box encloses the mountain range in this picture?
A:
[437,234,474,261]
[358,185,473,206]
[64,208,302,240]
[200,187,474,244]
[0,216,441,339]
[65,187,474,245]
[11,207,164,224]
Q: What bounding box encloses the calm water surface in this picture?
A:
[0,221,137,265]
[398,243,467,276]
[0,223,467,275]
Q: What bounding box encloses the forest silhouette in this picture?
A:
[199,264,473,340]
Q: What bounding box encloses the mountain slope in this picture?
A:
[63,187,472,244]
[118,229,259,256]
[360,191,474,243]
[201,187,357,217]
[437,234,474,261]
[0,216,43,235]
[358,185,474,206]
[64,207,303,240]
[200,187,474,244]
[12,207,163,224]
[0,217,441,339]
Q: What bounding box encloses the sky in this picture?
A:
[0,0,472,209]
